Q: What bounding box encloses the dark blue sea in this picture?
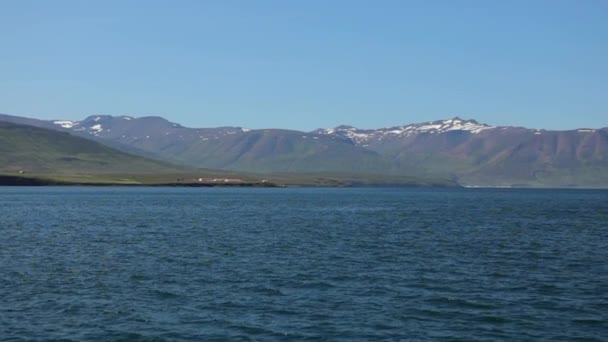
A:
[1,187,607,341]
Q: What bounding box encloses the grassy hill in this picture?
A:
[0,121,185,175]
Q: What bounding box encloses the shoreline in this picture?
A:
[2,175,606,189]
[0,175,280,187]
[0,175,459,188]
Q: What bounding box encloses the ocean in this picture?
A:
[1,187,607,340]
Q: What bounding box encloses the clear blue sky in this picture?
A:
[1,0,606,130]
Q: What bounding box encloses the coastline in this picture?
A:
[0,174,460,188]
[0,175,280,187]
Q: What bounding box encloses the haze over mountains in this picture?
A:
[1,113,607,187]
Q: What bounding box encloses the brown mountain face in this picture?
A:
[1,113,607,187]
[315,120,608,186]
[462,129,608,187]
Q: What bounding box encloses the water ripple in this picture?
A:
[1,187,607,340]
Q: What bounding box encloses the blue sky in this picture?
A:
[1,0,606,130]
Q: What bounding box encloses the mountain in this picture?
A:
[1,113,606,187]
[0,120,183,175]
[316,118,608,187]
[0,113,390,173]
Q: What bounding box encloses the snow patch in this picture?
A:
[444,120,493,134]
[90,124,103,132]
[416,124,443,131]
[53,120,76,128]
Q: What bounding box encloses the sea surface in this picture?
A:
[1,187,607,341]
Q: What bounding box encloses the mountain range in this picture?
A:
[1,113,607,187]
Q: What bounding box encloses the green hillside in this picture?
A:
[171,129,393,173]
[0,121,183,175]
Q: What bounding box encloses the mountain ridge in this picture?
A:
[1,112,607,187]
[4,112,605,134]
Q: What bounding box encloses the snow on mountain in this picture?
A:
[89,124,103,133]
[51,115,252,141]
[52,120,77,128]
[52,116,497,144]
[314,118,495,144]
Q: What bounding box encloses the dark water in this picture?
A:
[1,187,607,341]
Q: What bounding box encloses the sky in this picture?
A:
[0,0,607,130]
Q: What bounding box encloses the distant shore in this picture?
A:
[0,174,463,188]
[0,175,280,187]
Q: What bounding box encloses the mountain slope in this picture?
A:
[160,129,392,173]
[0,121,183,174]
[316,118,608,186]
[461,128,608,186]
